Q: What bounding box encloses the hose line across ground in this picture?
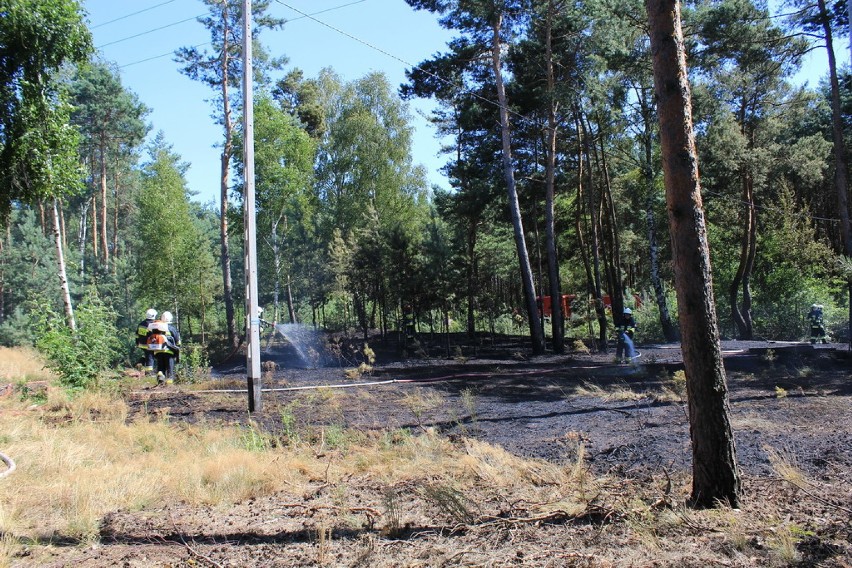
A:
[0,452,16,479]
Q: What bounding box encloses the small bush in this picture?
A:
[670,370,687,397]
[177,342,211,384]
[30,289,123,391]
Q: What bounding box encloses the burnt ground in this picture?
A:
[141,333,852,480]
[27,333,852,566]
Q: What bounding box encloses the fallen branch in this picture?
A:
[778,477,852,515]
[276,502,381,522]
[170,512,224,568]
[0,452,16,479]
[479,503,618,527]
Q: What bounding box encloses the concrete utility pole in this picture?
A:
[243,0,262,412]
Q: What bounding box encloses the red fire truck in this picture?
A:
[536,294,576,319]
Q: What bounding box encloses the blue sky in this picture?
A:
[83,0,835,207]
[83,0,456,206]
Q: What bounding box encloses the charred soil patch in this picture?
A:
[21,337,852,566]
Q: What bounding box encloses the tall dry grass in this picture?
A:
[0,384,601,563]
[0,388,327,550]
[0,346,55,383]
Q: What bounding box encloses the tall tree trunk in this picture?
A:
[272,217,282,320]
[730,170,756,339]
[282,215,296,324]
[52,199,75,331]
[581,116,608,350]
[58,197,67,252]
[640,86,678,341]
[596,117,625,319]
[466,218,478,337]
[490,12,545,354]
[286,273,296,323]
[220,6,237,348]
[78,198,89,278]
[544,0,564,353]
[0,225,7,322]
[818,0,852,347]
[456,117,478,338]
[112,166,120,263]
[647,0,740,508]
[38,201,46,234]
[99,143,109,267]
[91,190,98,264]
[574,114,595,340]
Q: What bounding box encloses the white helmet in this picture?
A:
[257,307,264,315]
[162,311,173,323]
[145,308,157,319]
[623,307,632,314]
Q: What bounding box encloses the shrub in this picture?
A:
[177,342,211,384]
[30,289,123,391]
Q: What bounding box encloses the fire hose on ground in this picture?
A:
[0,452,15,479]
[131,364,609,395]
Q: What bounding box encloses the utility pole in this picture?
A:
[243,0,262,412]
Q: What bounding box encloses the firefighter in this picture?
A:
[616,307,637,363]
[148,311,180,384]
[808,304,827,344]
[136,308,157,375]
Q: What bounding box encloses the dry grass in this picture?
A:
[399,389,446,425]
[574,381,644,402]
[732,414,782,433]
[4,388,594,556]
[0,346,55,383]
[765,445,807,486]
[0,389,329,545]
[2,376,850,566]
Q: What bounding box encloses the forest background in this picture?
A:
[2,0,851,388]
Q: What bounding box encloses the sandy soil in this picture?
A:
[23,333,852,567]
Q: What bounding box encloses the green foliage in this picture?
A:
[0,209,58,344]
[242,95,317,315]
[632,291,679,343]
[279,402,302,446]
[750,189,841,339]
[239,422,274,452]
[0,0,92,219]
[30,288,122,390]
[135,136,219,326]
[0,307,33,347]
[176,342,211,384]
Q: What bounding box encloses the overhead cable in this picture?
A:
[96,14,205,49]
[273,0,543,131]
[105,0,367,68]
[90,0,178,29]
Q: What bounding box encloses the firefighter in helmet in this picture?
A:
[808,304,827,344]
[147,311,180,384]
[616,307,637,363]
[136,308,157,375]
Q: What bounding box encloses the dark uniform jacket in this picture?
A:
[136,318,155,346]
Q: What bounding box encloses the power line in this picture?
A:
[120,42,211,69]
[107,0,368,68]
[96,14,205,49]
[272,0,543,131]
[286,0,368,21]
[90,0,178,29]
